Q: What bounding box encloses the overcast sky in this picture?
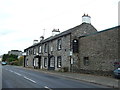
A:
[0,0,119,55]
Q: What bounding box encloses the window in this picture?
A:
[34,58,38,67]
[57,39,62,50]
[29,50,30,55]
[57,56,62,68]
[44,58,47,67]
[28,49,33,55]
[51,46,53,52]
[72,39,79,53]
[33,48,36,55]
[83,57,89,66]
[31,48,34,54]
[31,49,33,55]
[50,57,55,67]
[27,50,29,55]
[39,46,42,53]
[29,50,31,55]
[44,44,47,53]
[33,59,34,66]
[26,59,28,66]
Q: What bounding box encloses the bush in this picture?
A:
[59,67,69,72]
[2,54,18,63]
[10,60,19,66]
[9,56,23,66]
[18,56,24,66]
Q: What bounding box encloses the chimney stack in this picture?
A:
[33,40,38,45]
[82,14,91,24]
[40,36,44,41]
[52,29,60,36]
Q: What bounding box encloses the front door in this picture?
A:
[38,56,41,69]
[48,56,55,70]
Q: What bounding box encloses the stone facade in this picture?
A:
[70,26,120,75]
[24,22,97,71]
[24,17,120,75]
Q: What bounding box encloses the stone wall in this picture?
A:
[77,26,119,74]
[24,23,120,76]
[70,23,97,71]
[51,35,71,71]
[24,23,98,71]
[41,34,71,71]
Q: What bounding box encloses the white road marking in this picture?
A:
[13,72,22,76]
[44,86,52,90]
[6,69,37,84]
[9,70,14,73]
[6,69,21,76]
[23,76,37,84]
[5,68,39,86]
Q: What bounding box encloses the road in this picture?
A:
[2,65,109,89]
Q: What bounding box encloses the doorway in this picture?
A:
[48,56,55,70]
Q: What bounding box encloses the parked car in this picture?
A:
[113,66,120,78]
[1,62,7,65]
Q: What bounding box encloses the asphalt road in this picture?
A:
[2,65,109,89]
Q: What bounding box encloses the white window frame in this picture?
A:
[50,57,55,67]
[57,39,62,50]
[57,56,62,68]
[44,58,47,67]
[51,46,53,52]
[39,46,42,53]
[44,44,47,53]
[33,48,36,55]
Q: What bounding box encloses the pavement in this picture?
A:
[20,67,120,88]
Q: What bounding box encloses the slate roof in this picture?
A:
[24,23,96,51]
[79,25,120,38]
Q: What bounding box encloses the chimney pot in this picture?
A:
[82,14,91,24]
[33,40,38,45]
[40,36,44,41]
[52,29,60,36]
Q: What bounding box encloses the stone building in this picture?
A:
[24,14,120,75]
[72,25,120,75]
[24,14,97,70]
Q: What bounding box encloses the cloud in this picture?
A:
[0,0,119,55]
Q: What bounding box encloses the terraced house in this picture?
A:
[24,14,120,75]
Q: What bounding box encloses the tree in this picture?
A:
[2,54,9,61]
[2,54,24,66]
[2,54,18,64]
